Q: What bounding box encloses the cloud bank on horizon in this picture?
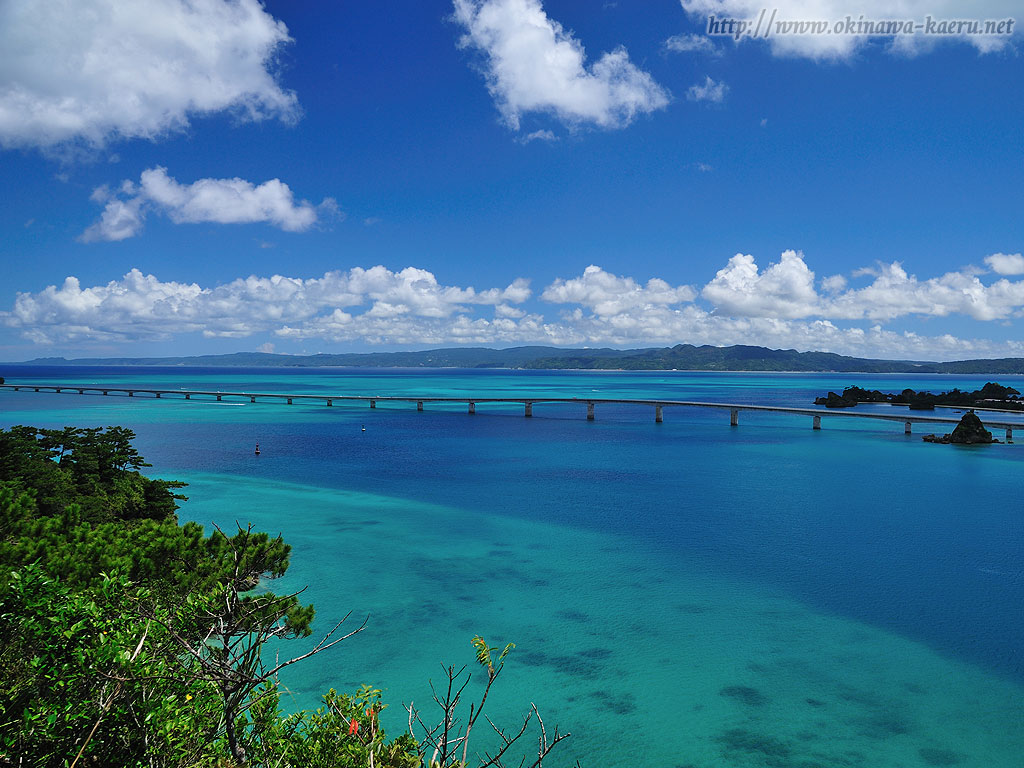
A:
[6,254,1024,361]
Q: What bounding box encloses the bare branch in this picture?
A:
[477,712,531,768]
[260,614,367,681]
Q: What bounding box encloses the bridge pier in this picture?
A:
[1007,427,1013,443]
[55,388,62,393]
[326,399,332,406]
[905,421,912,435]
[370,400,376,408]
[525,402,532,417]
[730,408,738,426]
[34,387,39,392]
[250,396,257,403]
[185,393,190,400]
[655,405,663,423]
[127,391,133,397]
[102,390,108,396]
[587,402,595,420]
[155,393,161,398]
[77,389,83,394]
[813,415,822,430]
[287,398,293,405]
[417,401,423,411]
[217,395,222,401]
[468,401,475,414]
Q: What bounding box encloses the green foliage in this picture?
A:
[0,566,219,768]
[0,564,418,768]
[0,426,186,523]
[241,685,420,767]
[0,498,210,593]
[0,483,35,539]
[0,427,300,610]
[0,425,327,765]
[471,636,514,677]
[0,425,572,767]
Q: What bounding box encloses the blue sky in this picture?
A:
[1,0,1022,361]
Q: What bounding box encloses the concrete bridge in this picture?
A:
[2,382,1020,441]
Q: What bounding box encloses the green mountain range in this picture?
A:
[9,344,1024,373]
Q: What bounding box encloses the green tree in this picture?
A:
[0,426,185,523]
[0,426,575,767]
[0,566,219,767]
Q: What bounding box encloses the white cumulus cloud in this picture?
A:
[984,252,1024,276]
[824,262,1024,322]
[0,0,297,152]
[541,265,697,316]
[3,267,533,344]
[703,250,819,318]
[81,167,335,242]
[699,250,1024,323]
[665,33,720,54]
[452,0,669,131]
[521,129,558,143]
[686,75,728,103]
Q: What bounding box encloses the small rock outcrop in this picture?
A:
[814,391,858,408]
[922,411,998,444]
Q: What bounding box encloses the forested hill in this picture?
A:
[523,345,921,372]
[523,346,1024,373]
[10,344,1024,373]
[15,346,640,369]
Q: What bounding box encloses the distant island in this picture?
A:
[9,344,1024,374]
[814,382,1023,410]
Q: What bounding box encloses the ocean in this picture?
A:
[2,366,1023,767]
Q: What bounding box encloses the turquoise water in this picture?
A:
[2,367,1024,767]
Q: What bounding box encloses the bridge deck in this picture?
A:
[2,382,1021,433]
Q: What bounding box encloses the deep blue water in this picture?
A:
[2,366,1023,767]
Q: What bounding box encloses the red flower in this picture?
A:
[348,717,359,736]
